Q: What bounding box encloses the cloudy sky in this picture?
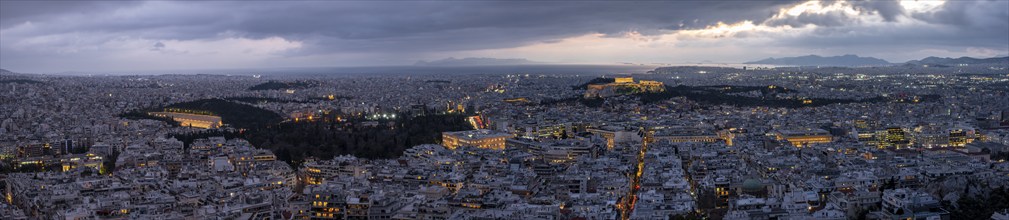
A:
[1,0,1007,73]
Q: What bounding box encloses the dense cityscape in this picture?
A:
[3,0,1009,219]
[2,59,1009,219]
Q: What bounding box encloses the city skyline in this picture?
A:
[2,1,1009,220]
[2,0,1008,73]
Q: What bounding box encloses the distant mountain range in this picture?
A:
[745,55,891,66]
[745,54,1009,67]
[905,56,1009,66]
[414,57,540,66]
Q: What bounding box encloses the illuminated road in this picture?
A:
[619,135,650,220]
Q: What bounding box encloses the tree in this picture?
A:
[670,212,704,220]
[101,151,119,175]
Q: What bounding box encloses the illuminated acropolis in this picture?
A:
[584,77,665,98]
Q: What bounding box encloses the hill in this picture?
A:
[248,81,318,91]
[905,56,1009,66]
[121,99,283,129]
[745,55,891,66]
[414,57,540,66]
[161,99,283,128]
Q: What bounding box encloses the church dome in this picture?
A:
[742,178,764,192]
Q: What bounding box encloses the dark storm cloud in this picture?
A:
[0,1,143,27]
[912,0,1009,29]
[759,0,1008,53]
[849,0,904,21]
[226,1,792,39]
[760,0,1007,31]
[1,0,1007,72]
[1,1,798,53]
[760,0,906,27]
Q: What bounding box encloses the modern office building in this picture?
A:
[880,127,911,149]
